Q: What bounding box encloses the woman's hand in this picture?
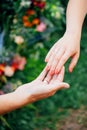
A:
[15,66,69,105]
[45,32,81,74]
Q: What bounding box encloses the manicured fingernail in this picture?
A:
[55,70,59,74]
[46,66,50,71]
[50,71,54,75]
[69,68,73,73]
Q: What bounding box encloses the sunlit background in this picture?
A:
[0,0,87,130]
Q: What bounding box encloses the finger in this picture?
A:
[56,66,65,82]
[45,47,60,71]
[37,67,48,81]
[55,51,70,74]
[45,58,52,71]
[49,48,65,75]
[45,44,57,62]
[49,82,70,91]
[69,54,79,73]
[43,71,52,83]
[50,74,58,83]
[45,46,56,62]
[50,66,64,84]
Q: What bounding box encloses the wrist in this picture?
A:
[64,29,81,39]
[13,90,30,108]
[14,83,33,107]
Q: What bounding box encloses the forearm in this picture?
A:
[65,0,87,36]
[0,91,30,115]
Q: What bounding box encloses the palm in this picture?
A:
[16,67,69,103]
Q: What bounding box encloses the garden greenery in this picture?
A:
[0,0,87,130]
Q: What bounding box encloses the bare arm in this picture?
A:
[0,92,28,115]
[45,0,87,74]
[66,0,87,36]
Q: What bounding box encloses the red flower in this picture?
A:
[23,21,33,27]
[26,9,35,15]
[36,2,46,9]
[0,64,5,76]
[32,0,46,9]
[11,63,18,71]
[32,18,40,25]
[22,15,29,22]
[22,15,33,27]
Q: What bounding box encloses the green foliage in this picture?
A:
[0,0,87,130]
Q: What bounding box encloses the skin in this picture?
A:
[45,0,87,75]
[0,67,69,115]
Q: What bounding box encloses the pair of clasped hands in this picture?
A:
[16,33,80,103]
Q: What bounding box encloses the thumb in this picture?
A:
[50,82,70,91]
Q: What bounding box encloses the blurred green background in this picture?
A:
[0,0,87,130]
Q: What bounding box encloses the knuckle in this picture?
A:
[50,68,54,72]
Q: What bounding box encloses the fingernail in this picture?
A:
[46,66,50,71]
[49,71,54,75]
[69,69,73,73]
[55,70,59,74]
[64,84,70,89]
